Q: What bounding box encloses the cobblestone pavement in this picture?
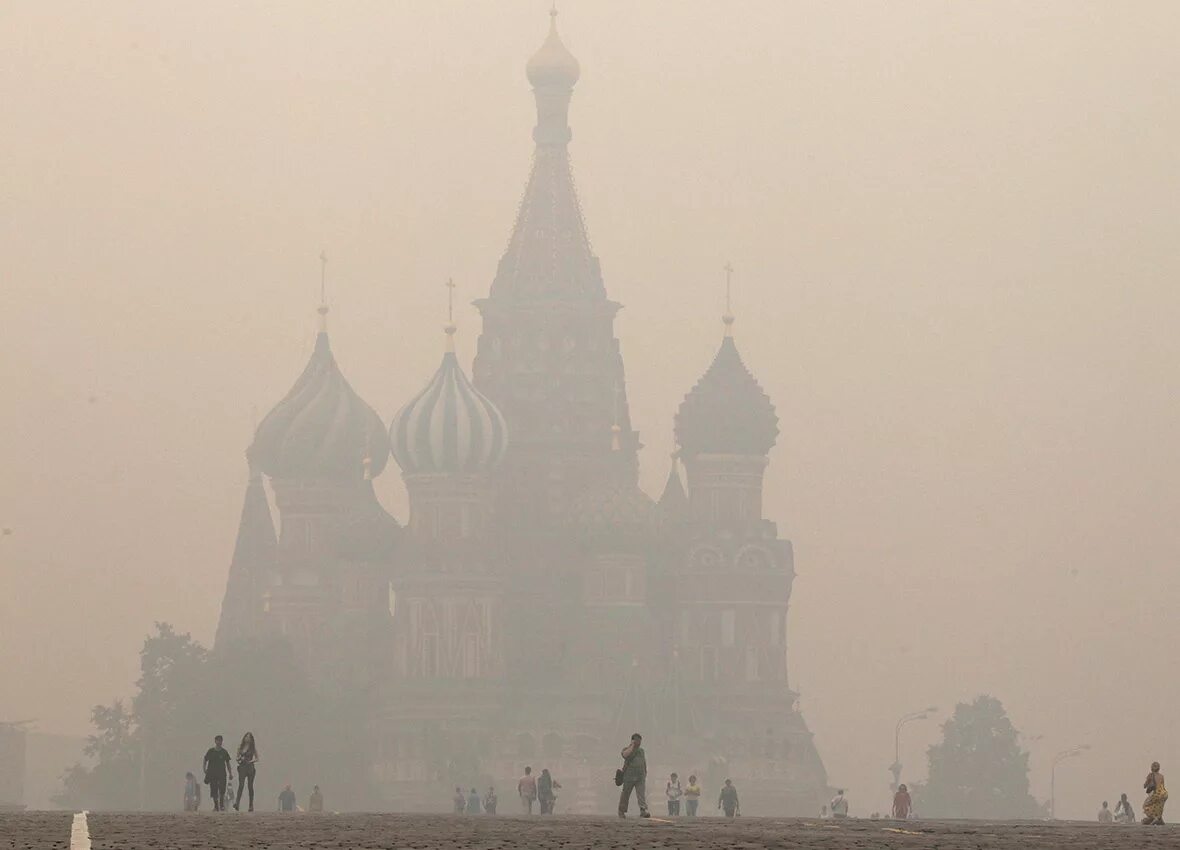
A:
[5,812,1179,850]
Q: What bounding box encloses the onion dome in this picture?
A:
[675,334,779,457]
[248,332,390,482]
[527,8,581,89]
[390,335,508,476]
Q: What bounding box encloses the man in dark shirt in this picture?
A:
[279,784,297,812]
[202,735,233,812]
[718,779,740,818]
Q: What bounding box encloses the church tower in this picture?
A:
[472,9,638,530]
[670,299,829,814]
[245,300,398,687]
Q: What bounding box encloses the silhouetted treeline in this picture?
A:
[56,623,375,811]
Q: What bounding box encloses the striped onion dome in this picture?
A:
[248,331,390,482]
[390,347,508,476]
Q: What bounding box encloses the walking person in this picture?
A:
[1143,761,1168,825]
[718,779,740,819]
[234,732,259,812]
[467,787,482,814]
[1098,801,1113,823]
[538,768,560,814]
[202,735,233,812]
[830,789,850,819]
[278,784,297,812]
[684,775,701,817]
[617,733,650,818]
[453,786,467,813]
[892,783,912,819]
[1115,793,1134,824]
[484,786,498,815]
[183,772,201,812]
[308,785,324,813]
[666,772,683,816]
[518,766,537,814]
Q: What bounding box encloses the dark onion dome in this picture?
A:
[248,332,390,482]
[526,8,580,89]
[390,345,508,476]
[675,334,779,457]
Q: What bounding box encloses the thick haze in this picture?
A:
[2,0,1178,819]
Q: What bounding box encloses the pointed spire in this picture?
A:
[657,451,689,518]
[318,251,330,333]
[214,464,277,650]
[444,277,457,353]
[723,262,736,338]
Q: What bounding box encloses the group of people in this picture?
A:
[1098,761,1168,826]
[516,766,561,814]
[616,733,741,819]
[184,733,324,814]
[453,786,498,815]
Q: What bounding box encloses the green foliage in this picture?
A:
[57,623,377,811]
[914,695,1039,820]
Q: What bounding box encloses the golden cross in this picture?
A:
[723,261,734,315]
[446,277,456,324]
[319,251,328,307]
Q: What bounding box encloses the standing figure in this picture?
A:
[202,735,233,812]
[892,783,912,819]
[717,779,740,819]
[1143,761,1168,825]
[278,784,297,812]
[484,786,498,815]
[453,786,467,814]
[1098,801,1113,823]
[830,789,850,819]
[684,775,701,817]
[538,769,560,814]
[183,772,201,812]
[618,733,650,819]
[666,772,683,816]
[1115,793,1134,823]
[518,766,537,814]
[234,732,259,812]
[467,787,482,814]
[308,785,324,813]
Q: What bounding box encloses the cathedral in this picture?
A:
[214,10,830,816]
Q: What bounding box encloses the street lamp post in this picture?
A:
[1050,745,1090,820]
[889,707,938,792]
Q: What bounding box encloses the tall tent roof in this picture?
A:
[675,335,779,457]
[214,469,276,650]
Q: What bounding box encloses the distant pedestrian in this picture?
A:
[453,786,467,814]
[820,804,829,819]
[1115,793,1134,823]
[684,775,701,817]
[308,785,324,813]
[538,769,560,814]
[234,732,259,812]
[484,786,498,815]
[718,779,739,818]
[830,789,849,819]
[518,766,537,814]
[278,784,297,812]
[1142,761,1168,825]
[1098,801,1113,823]
[666,773,683,816]
[892,783,912,819]
[465,787,481,814]
[183,772,201,812]
[202,735,233,812]
[617,733,650,818]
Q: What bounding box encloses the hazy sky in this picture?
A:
[2,1,1178,819]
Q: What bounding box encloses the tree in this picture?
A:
[56,623,379,810]
[914,695,1039,820]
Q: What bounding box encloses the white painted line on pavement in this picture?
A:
[70,810,92,850]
